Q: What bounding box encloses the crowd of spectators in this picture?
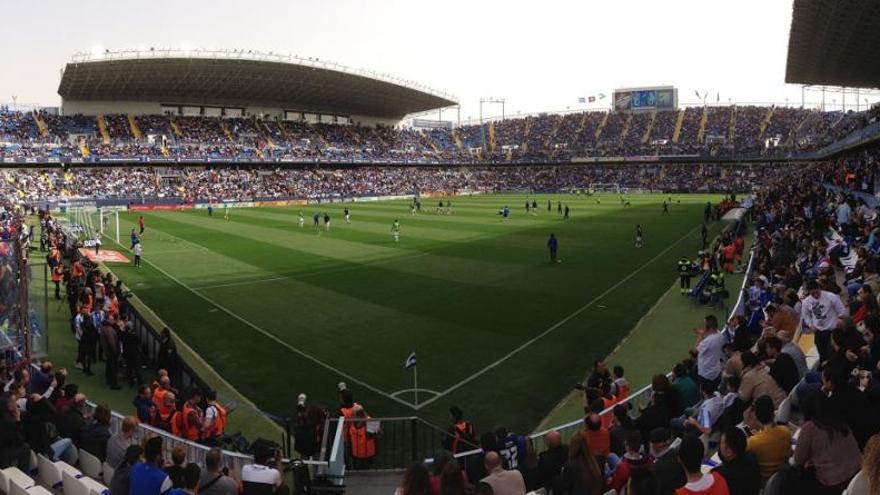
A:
[0,163,795,207]
[3,105,880,163]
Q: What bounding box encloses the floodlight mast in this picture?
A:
[479,97,506,152]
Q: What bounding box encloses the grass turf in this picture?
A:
[87,192,726,434]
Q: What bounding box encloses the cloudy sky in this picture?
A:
[2,0,875,120]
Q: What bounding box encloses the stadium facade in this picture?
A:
[58,49,459,126]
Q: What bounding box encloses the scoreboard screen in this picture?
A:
[613,87,677,111]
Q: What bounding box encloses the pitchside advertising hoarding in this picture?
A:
[613,86,677,112]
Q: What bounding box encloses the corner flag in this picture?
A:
[405,352,417,370]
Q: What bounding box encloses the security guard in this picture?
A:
[678,256,695,295]
[709,269,726,307]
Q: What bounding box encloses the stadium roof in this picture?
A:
[785,0,880,88]
[57,49,458,119]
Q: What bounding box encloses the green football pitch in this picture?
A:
[94,192,722,434]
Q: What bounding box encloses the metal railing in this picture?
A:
[323,416,479,471]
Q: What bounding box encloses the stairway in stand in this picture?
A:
[671,109,686,143]
[96,115,111,144]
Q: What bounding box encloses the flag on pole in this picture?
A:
[694,90,700,99]
[578,97,586,104]
[588,96,596,103]
[405,351,417,370]
[598,93,606,100]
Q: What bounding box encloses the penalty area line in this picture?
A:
[412,224,702,410]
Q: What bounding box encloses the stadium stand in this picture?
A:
[4,104,880,165]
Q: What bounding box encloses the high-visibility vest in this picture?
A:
[181,403,201,441]
[206,403,227,438]
[449,421,475,454]
[339,404,361,443]
[350,420,376,459]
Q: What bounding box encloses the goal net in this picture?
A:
[65,206,120,246]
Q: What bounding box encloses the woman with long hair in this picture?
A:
[558,431,605,495]
[439,459,467,495]
[395,462,431,495]
[848,434,880,495]
[788,392,861,494]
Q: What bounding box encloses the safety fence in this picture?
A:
[324,416,479,471]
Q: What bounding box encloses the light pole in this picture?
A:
[479,97,505,151]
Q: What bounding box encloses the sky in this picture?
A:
[2,0,877,121]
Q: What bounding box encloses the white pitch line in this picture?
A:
[412,224,702,410]
[106,232,418,409]
[389,388,443,398]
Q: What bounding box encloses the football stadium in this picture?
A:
[3,0,880,493]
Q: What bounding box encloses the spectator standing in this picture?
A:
[168,464,201,495]
[81,403,112,461]
[109,445,142,495]
[129,437,172,495]
[55,392,87,447]
[106,415,138,469]
[695,316,727,390]
[801,279,848,364]
[198,448,239,495]
[101,319,121,389]
[164,446,187,488]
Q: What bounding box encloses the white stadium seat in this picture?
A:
[61,472,106,495]
[35,455,80,491]
[0,467,34,494]
[99,463,113,487]
[9,477,52,495]
[76,450,102,481]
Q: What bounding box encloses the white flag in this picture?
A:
[405,352,417,370]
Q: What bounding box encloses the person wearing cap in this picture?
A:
[648,427,686,495]
[800,278,848,364]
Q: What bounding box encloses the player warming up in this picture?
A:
[635,224,643,248]
[298,211,305,228]
[344,208,351,223]
[224,204,229,220]
[324,212,331,231]
[391,219,401,242]
[138,215,145,234]
[547,233,560,263]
